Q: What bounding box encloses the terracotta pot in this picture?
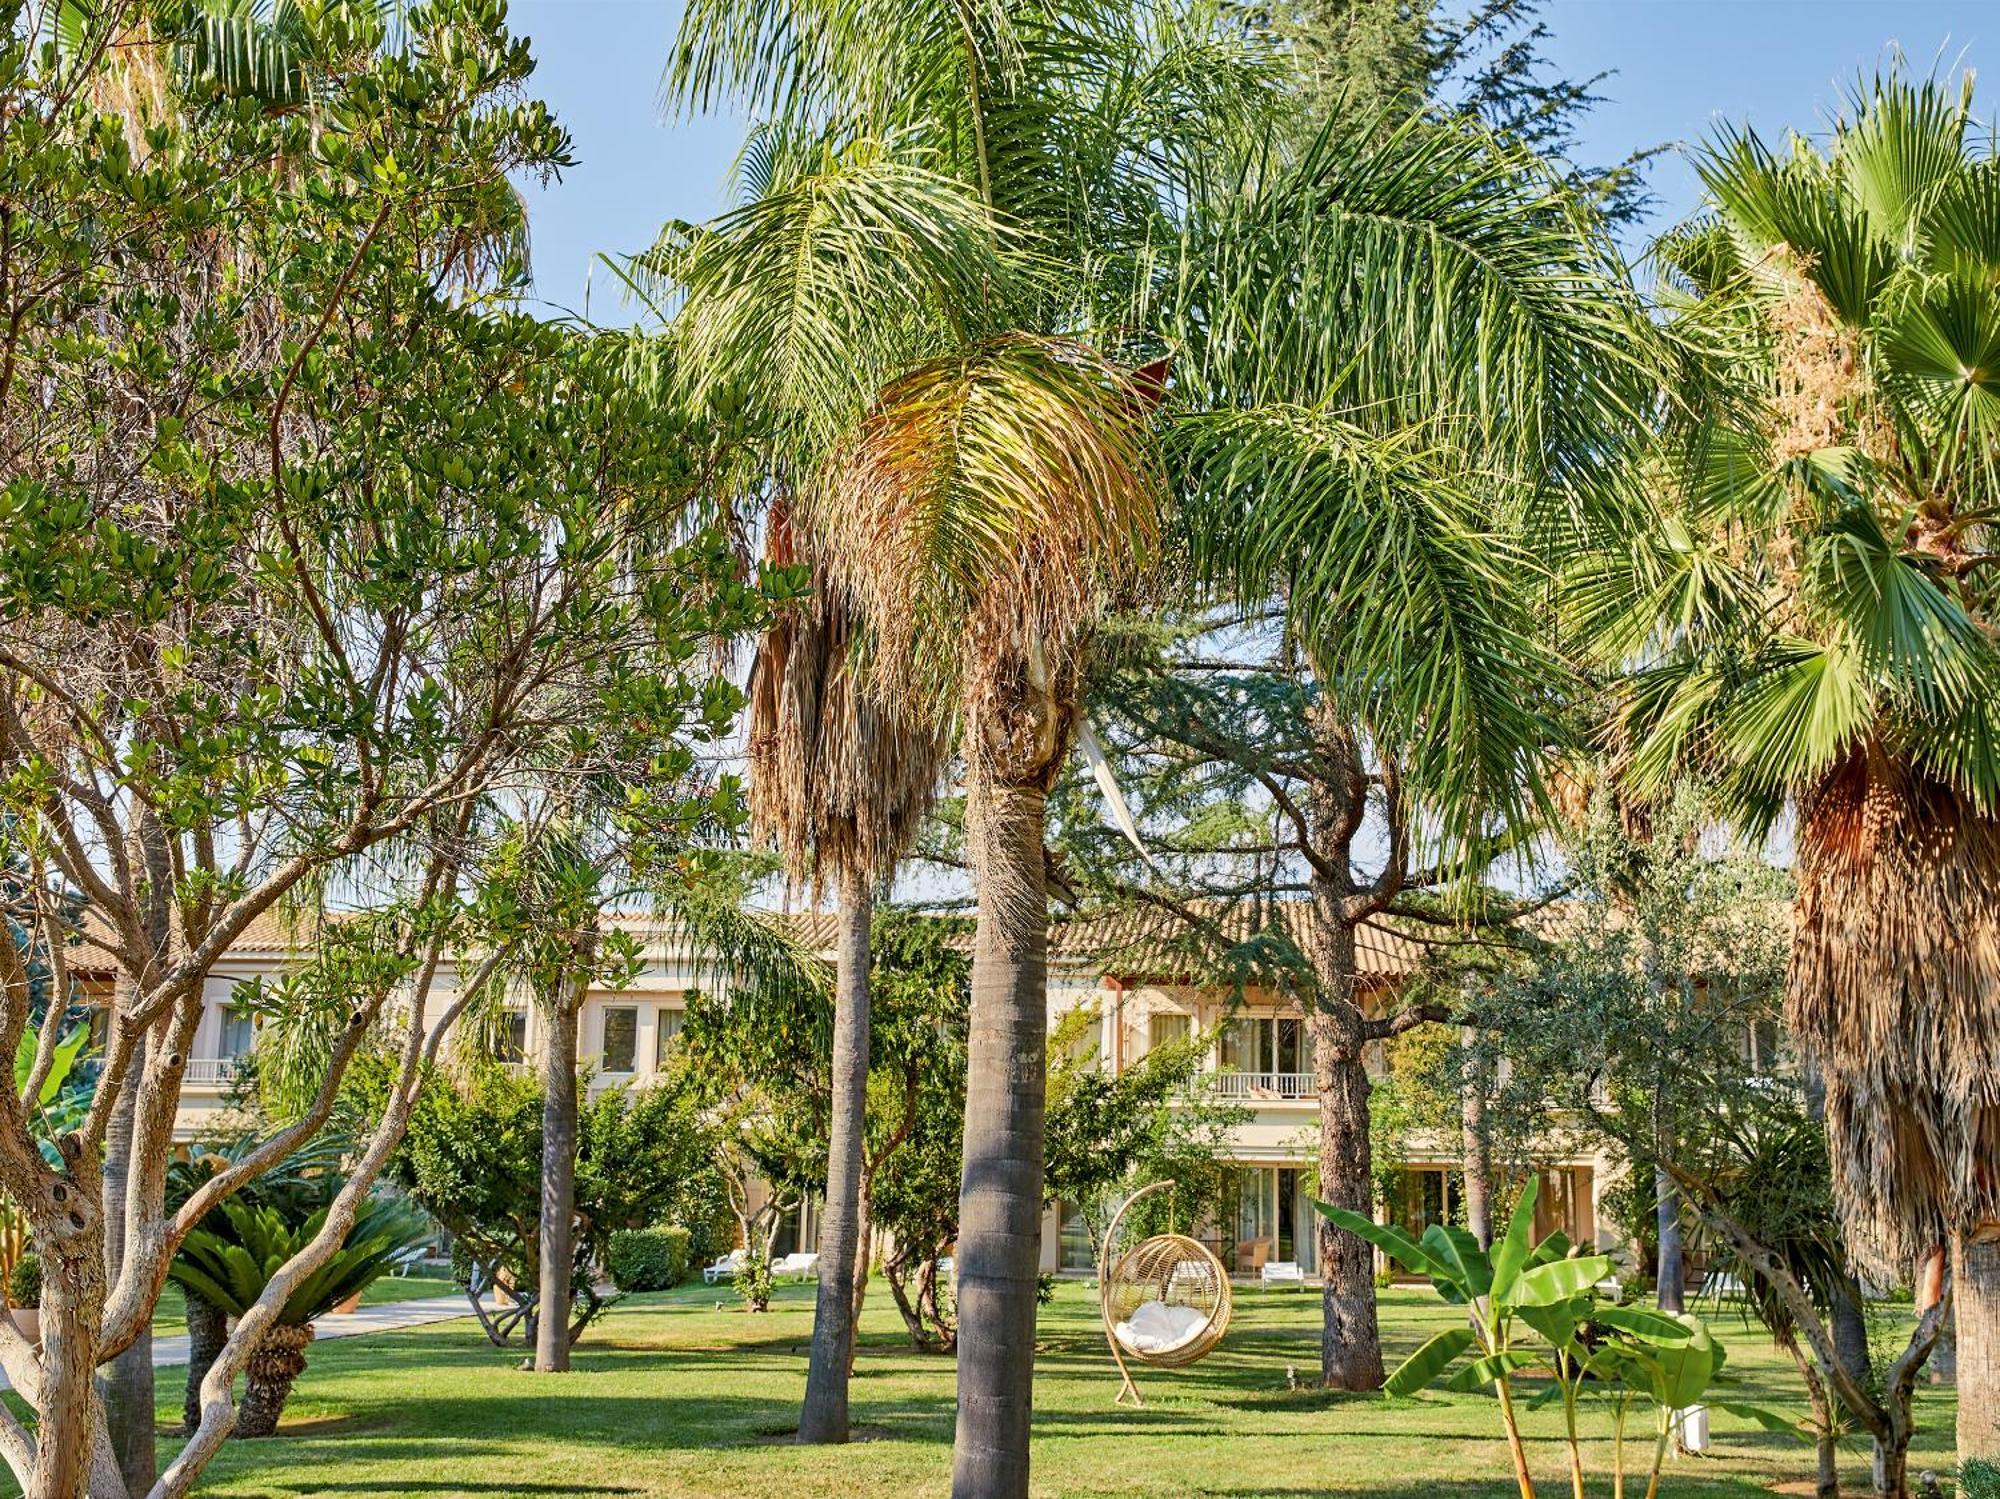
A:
[10,1309,38,1343]
[330,1292,362,1316]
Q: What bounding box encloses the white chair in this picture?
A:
[1261,1261,1305,1288]
[1594,1277,1625,1303]
[702,1249,746,1285]
[774,1251,820,1278]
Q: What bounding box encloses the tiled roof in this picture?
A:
[71,898,1426,981]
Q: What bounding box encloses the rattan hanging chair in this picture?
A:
[1097,1180,1233,1405]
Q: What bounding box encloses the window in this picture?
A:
[492,1012,527,1064]
[1147,1012,1191,1053]
[655,1006,683,1066]
[602,1006,637,1073]
[219,1008,255,1059]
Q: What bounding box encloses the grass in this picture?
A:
[148,1275,460,1341]
[164,1279,1958,1498]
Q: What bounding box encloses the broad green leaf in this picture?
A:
[1420,1223,1493,1298]
[1530,1230,1572,1266]
[1489,1174,1540,1305]
[1385,1327,1476,1396]
[1511,1255,1613,1308]
[1649,1317,1723,1408]
[1711,1399,1810,1439]
[1517,1298,1586,1351]
[1311,1199,1444,1277]
[1442,1350,1535,1393]
[1596,1306,1695,1344]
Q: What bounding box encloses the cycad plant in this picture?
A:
[169,1195,430,1436]
[1570,68,2000,1460]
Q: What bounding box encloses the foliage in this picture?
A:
[1962,1459,2000,1499]
[390,1062,724,1302]
[733,1249,775,1314]
[607,1227,694,1294]
[1319,1175,1795,1499]
[6,1252,40,1312]
[170,1196,431,1327]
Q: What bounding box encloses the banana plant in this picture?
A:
[1519,1293,1694,1499]
[1318,1175,1616,1499]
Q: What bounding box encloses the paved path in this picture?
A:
[0,1291,486,1388]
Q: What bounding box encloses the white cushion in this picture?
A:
[1114,1299,1209,1355]
[1262,1261,1304,1283]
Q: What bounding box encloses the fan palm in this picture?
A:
[747,505,949,1443]
[1572,69,2000,1460]
[168,1195,430,1437]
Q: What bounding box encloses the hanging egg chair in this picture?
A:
[1097,1180,1232,1406]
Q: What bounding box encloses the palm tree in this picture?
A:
[1151,110,1653,1386]
[168,1195,431,1436]
[747,506,949,1443]
[1571,69,2000,1461]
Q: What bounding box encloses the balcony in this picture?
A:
[1212,1071,1315,1101]
[184,1057,244,1087]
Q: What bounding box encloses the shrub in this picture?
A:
[734,1249,774,1312]
[7,1253,39,1310]
[608,1226,692,1292]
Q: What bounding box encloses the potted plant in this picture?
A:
[7,1252,39,1343]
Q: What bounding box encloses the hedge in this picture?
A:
[608,1225,692,1292]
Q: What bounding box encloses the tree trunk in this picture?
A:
[1870,1431,1909,1499]
[181,1294,230,1435]
[1308,917,1386,1392]
[949,781,1050,1499]
[534,987,581,1374]
[1831,1274,1874,1393]
[1955,1230,2000,1461]
[35,1220,110,1499]
[847,1175,873,1377]
[1654,1165,1685,1313]
[800,874,872,1445]
[234,1323,314,1438]
[1461,1027,1491,1248]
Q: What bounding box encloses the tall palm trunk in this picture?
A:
[534,981,584,1374]
[799,871,872,1444]
[1956,1231,2000,1459]
[1306,912,1386,1392]
[949,780,1051,1499]
[1654,1166,1685,1313]
[1461,1027,1492,1248]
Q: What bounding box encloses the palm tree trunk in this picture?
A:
[949,780,1050,1499]
[1955,1230,2000,1461]
[1461,1026,1492,1248]
[800,872,872,1444]
[534,985,582,1374]
[847,1174,874,1377]
[235,1324,314,1438]
[1654,1165,1685,1313]
[1307,915,1387,1392]
[182,1293,229,1435]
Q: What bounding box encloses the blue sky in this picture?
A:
[507,0,1994,323]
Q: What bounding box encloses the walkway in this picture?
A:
[0,1292,485,1388]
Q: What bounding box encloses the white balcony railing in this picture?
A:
[1212,1071,1315,1101]
[184,1057,244,1086]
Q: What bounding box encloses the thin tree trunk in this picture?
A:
[847,1175,873,1377]
[1955,1230,2000,1461]
[1461,1026,1491,1248]
[534,984,582,1374]
[1654,1165,1685,1313]
[800,874,872,1444]
[181,1294,229,1435]
[35,1217,110,1499]
[100,1046,153,1498]
[1308,917,1386,1392]
[949,781,1050,1499]
[1831,1275,1874,1393]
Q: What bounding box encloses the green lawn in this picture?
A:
[167,1280,1959,1498]
[149,1275,460,1341]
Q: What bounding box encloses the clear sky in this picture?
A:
[506,0,1995,323]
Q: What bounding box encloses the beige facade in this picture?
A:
[99,910,1622,1280]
